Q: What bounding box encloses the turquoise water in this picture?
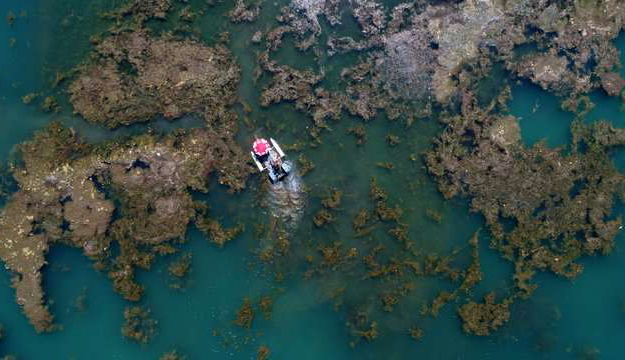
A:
[1,1,625,359]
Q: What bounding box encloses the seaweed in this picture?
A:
[234,298,254,329]
[321,188,342,209]
[169,253,192,278]
[0,121,250,331]
[73,287,88,313]
[258,295,273,320]
[458,293,511,336]
[121,306,158,344]
[426,90,625,310]
[196,217,244,248]
[313,209,335,227]
[386,134,401,146]
[459,231,482,293]
[6,11,15,27]
[22,93,39,105]
[257,345,270,360]
[409,326,423,341]
[297,154,315,177]
[424,209,442,223]
[159,350,186,360]
[354,321,377,343]
[41,96,59,113]
[347,125,367,146]
[376,162,394,171]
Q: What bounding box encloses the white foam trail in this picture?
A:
[263,161,306,229]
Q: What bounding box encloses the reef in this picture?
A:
[426,90,625,299]
[0,121,249,332]
[4,0,625,352]
[69,29,240,128]
[255,0,625,152]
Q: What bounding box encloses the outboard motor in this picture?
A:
[251,138,291,184]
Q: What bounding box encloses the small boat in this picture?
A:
[251,138,291,184]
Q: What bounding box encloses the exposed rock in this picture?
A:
[426,0,505,102]
[251,30,263,44]
[352,0,385,37]
[380,26,437,100]
[600,72,625,96]
[515,50,571,92]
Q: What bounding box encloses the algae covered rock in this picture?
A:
[0,120,250,331]
[69,30,240,127]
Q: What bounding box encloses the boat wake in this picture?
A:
[263,161,306,230]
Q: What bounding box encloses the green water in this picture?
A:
[2,1,625,359]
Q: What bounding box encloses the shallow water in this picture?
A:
[263,161,307,229]
[1,1,625,359]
